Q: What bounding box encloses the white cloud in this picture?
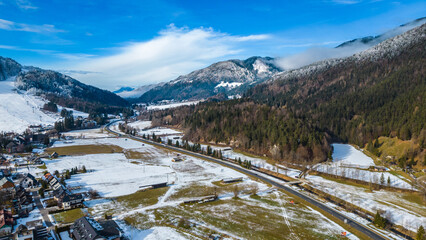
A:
[0,18,63,33]
[65,25,268,90]
[275,45,367,70]
[275,17,426,70]
[331,0,362,4]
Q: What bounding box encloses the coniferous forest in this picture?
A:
[150,25,425,164]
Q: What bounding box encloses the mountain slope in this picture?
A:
[15,67,128,110]
[137,56,282,103]
[152,23,426,163]
[0,57,22,81]
[337,17,426,48]
[0,56,129,132]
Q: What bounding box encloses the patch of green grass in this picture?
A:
[116,187,169,209]
[151,197,346,240]
[47,144,123,156]
[401,192,426,206]
[37,164,47,169]
[53,208,85,224]
[318,174,371,190]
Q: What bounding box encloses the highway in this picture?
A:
[105,121,388,240]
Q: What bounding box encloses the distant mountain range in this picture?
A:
[152,22,426,163]
[129,17,426,103]
[135,56,282,103]
[0,57,128,113]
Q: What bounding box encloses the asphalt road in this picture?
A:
[33,190,53,228]
[106,122,388,240]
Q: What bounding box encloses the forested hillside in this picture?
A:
[150,24,425,164]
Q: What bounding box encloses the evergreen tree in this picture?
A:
[380,173,385,186]
[416,225,425,240]
[387,176,391,186]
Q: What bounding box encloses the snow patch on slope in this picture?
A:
[215,81,244,89]
[0,77,57,133]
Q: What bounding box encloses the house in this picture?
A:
[13,224,33,240]
[0,210,13,236]
[369,166,387,172]
[61,194,83,210]
[19,173,38,189]
[14,187,35,216]
[5,142,24,154]
[0,176,15,192]
[71,217,123,240]
[50,152,59,159]
[44,173,61,190]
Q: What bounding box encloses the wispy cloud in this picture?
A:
[14,0,37,10]
[0,18,63,33]
[331,0,362,4]
[65,25,270,90]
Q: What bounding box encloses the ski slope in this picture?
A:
[0,78,57,133]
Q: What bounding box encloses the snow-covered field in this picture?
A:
[0,78,57,133]
[332,143,375,168]
[139,127,183,136]
[313,163,411,189]
[128,120,152,130]
[308,175,426,232]
[147,100,200,110]
[61,128,111,139]
[46,153,173,197]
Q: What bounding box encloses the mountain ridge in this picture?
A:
[136,56,282,103]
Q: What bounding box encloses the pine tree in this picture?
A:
[416,225,425,240]
[387,176,391,186]
[380,173,385,186]
[82,165,87,173]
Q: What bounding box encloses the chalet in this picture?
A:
[0,210,13,236]
[71,217,123,240]
[19,173,38,189]
[0,176,15,192]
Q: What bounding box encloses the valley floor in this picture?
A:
[25,126,356,240]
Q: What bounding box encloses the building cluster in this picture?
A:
[3,131,59,154]
[43,173,83,210]
[0,172,48,240]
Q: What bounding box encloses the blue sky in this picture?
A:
[0,0,425,90]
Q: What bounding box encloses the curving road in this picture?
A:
[105,121,388,240]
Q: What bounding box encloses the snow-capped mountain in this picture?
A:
[267,22,426,86]
[137,56,282,103]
